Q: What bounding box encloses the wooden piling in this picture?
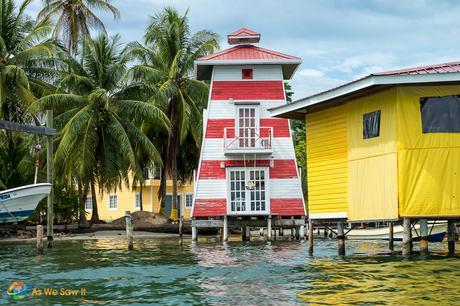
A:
[223,216,228,242]
[337,222,345,256]
[192,225,197,241]
[179,216,183,238]
[419,219,428,254]
[308,219,314,255]
[299,224,305,240]
[36,225,44,255]
[267,216,272,241]
[324,228,328,238]
[448,220,456,256]
[244,226,250,241]
[388,222,394,252]
[402,218,412,257]
[125,211,134,250]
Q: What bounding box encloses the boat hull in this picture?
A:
[347,222,447,242]
[0,183,52,224]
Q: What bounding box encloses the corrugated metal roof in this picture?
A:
[227,28,260,36]
[374,60,460,75]
[197,45,300,61]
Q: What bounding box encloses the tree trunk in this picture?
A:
[90,180,100,224]
[171,152,178,220]
[139,186,143,211]
[78,181,89,228]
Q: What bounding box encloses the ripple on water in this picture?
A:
[0,238,460,305]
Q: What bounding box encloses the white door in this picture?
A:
[236,106,258,148]
[228,167,269,214]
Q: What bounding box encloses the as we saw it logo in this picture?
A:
[6,281,31,300]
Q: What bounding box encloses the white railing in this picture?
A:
[223,127,273,153]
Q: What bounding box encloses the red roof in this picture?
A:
[197,44,300,62]
[228,27,260,37]
[374,60,460,76]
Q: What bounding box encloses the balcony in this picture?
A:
[223,127,273,155]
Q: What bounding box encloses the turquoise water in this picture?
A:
[1,237,460,305]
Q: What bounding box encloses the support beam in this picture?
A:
[223,216,228,242]
[419,219,428,254]
[337,222,345,256]
[244,226,250,241]
[448,220,456,256]
[46,110,54,249]
[388,222,394,252]
[402,218,412,257]
[308,219,314,255]
[125,211,134,250]
[267,216,272,241]
[299,225,305,240]
[0,119,56,136]
[192,218,197,241]
[36,225,44,255]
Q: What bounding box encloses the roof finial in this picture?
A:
[227,28,260,45]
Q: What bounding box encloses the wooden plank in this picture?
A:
[0,120,56,136]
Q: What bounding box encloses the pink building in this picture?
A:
[191,28,306,240]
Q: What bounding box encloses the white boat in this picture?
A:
[347,222,447,242]
[0,183,52,224]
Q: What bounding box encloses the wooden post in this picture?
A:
[448,220,456,256]
[244,226,250,241]
[192,225,197,242]
[125,211,133,250]
[279,227,284,237]
[389,222,394,252]
[179,216,183,238]
[337,222,345,256]
[46,110,54,249]
[402,218,412,257]
[299,224,305,240]
[419,219,429,254]
[223,215,228,242]
[324,227,328,238]
[308,219,314,255]
[36,225,44,255]
[267,216,272,241]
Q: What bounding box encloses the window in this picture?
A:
[185,193,193,208]
[228,168,268,214]
[242,68,253,79]
[363,110,381,139]
[85,196,92,211]
[237,106,258,147]
[143,166,162,179]
[420,95,460,133]
[134,192,141,209]
[109,195,118,210]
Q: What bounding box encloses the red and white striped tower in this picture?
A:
[192,28,305,234]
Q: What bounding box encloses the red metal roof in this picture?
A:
[374,60,460,76]
[197,45,300,62]
[228,28,260,36]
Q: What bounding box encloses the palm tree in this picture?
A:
[127,7,219,220]
[37,0,120,53]
[31,34,170,224]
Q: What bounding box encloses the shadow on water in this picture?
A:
[0,237,460,305]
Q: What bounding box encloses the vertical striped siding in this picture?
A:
[306,104,348,218]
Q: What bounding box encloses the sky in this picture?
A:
[26,0,460,100]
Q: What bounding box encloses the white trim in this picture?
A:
[108,194,118,211]
[309,212,347,220]
[196,59,301,66]
[269,72,460,117]
[185,193,194,209]
[134,192,141,210]
[228,35,260,39]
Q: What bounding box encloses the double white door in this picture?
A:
[228,167,269,214]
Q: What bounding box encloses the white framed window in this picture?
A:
[236,105,259,148]
[108,194,118,210]
[227,167,269,215]
[134,192,141,209]
[185,193,193,208]
[85,196,92,211]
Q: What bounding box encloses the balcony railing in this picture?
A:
[223,127,273,154]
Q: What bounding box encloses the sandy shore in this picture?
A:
[0,230,184,243]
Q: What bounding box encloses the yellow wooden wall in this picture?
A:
[86,181,194,222]
[306,104,348,219]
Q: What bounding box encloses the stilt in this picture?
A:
[337,222,345,256]
[290,228,295,239]
[259,228,264,236]
[308,219,314,255]
[244,226,250,241]
[448,220,456,256]
[267,216,272,241]
[388,222,394,252]
[192,225,197,241]
[279,227,284,237]
[223,215,228,242]
[299,224,305,240]
[402,218,412,257]
[324,228,328,238]
[36,225,44,255]
[125,211,134,250]
[295,226,300,240]
[179,216,183,238]
[419,219,428,254]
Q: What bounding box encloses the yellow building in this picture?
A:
[270,61,460,222]
[85,167,195,222]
